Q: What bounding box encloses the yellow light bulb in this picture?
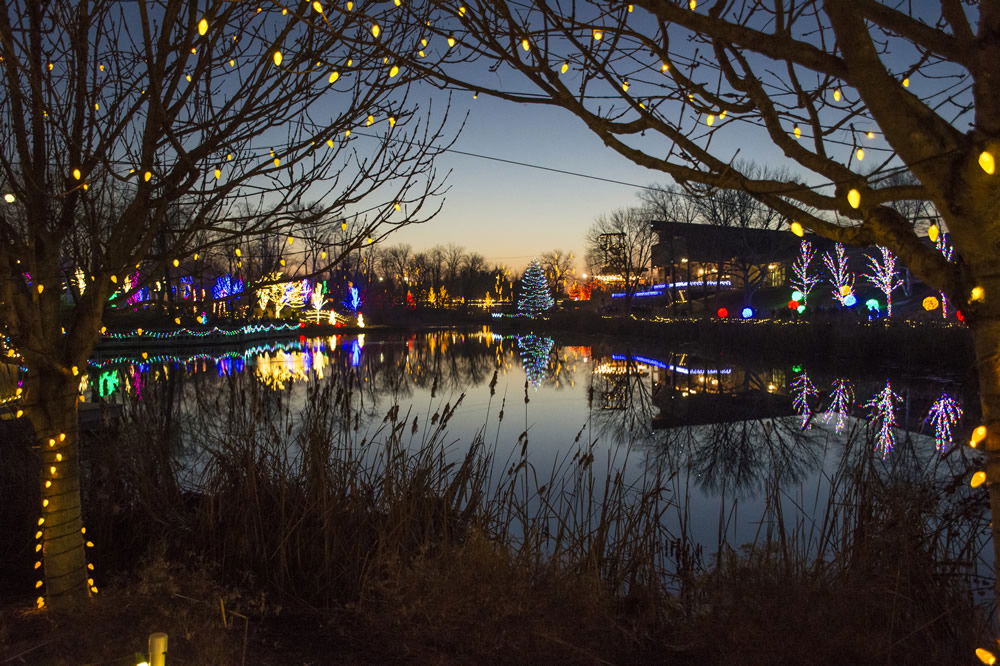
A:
[389,65,399,78]
[448,36,456,47]
[971,286,985,302]
[35,580,42,588]
[661,63,669,72]
[979,151,996,175]
[521,38,530,51]
[855,148,864,160]
[341,222,347,231]
[44,480,51,488]
[593,29,602,40]
[72,365,78,376]
[366,115,374,126]
[976,648,997,665]
[329,71,340,83]
[110,275,117,283]
[287,236,294,245]
[136,328,143,336]
[235,248,241,257]
[927,224,939,242]
[327,139,334,147]
[389,116,396,127]
[344,129,351,137]
[790,221,804,237]
[689,0,697,8]
[36,284,44,294]
[72,168,81,180]
[621,81,629,92]
[34,561,41,569]
[371,24,380,38]
[833,88,841,101]
[902,77,909,87]
[847,188,861,209]
[866,131,875,139]
[4,193,14,203]
[273,51,283,66]
[174,317,181,325]
[312,1,323,12]
[560,63,568,74]
[394,202,401,211]
[321,251,327,259]
[706,114,715,126]
[922,296,939,311]
[971,471,987,488]
[227,153,233,160]
[198,17,208,35]
[214,169,221,179]
[273,157,280,167]
[36,597,44,609]
[16,410,22,418]
[793,126,801,139]
[971,425,987,448]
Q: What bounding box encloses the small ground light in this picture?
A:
[716,307,728,318]
[740,307,754,319]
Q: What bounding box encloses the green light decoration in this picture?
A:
[97,369,120,397]
[790,290,804,301]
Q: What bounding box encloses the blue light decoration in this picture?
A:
[343,284,362,313]
[517,334,555,388]
[926,393,963,453]
[101,322,302,340]
[865,380,902,459]
[212,274,245,300]
[821,378,855,434]
[790,290,804,302]
[349,339,362,367]
[740,307,754,319]
[843,293,857,307]
[791,371,819,430]
[178,275,194,300]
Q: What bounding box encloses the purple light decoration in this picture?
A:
[865,380,902,459]
[791,371,819,430]
[822,378,855,434]
[926,393,962,453]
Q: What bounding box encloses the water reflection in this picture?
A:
[82,329,977,504]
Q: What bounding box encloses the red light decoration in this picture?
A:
[716,307,729,318]
[787,299,800,310]
[956,309,965,322]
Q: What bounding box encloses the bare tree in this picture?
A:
[0,1,453,607]
[371,2,1000,599]
[538,249,575,297]
[585,207,655,308]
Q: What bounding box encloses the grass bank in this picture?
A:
[0,374,991,664]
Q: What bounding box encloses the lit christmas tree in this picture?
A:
[517,260,555,316]
[790,240,820,305]
[865,245,904,317]
[823,242,855,305]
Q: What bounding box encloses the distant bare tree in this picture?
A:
[539,249,576,297]
[585,207,655,308]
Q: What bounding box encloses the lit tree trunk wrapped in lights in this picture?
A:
[789,240,819,305]
[865,245,904,317]
[0,0,451,608]
[822,242,855,306]
[366,1,1000,613]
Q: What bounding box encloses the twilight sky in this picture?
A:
[387,92,667,275]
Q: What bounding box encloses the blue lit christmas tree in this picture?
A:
[517,260,555,317]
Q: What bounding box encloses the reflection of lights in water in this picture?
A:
[350,340,361,367]
[821,378,854,434]
[865,380,902,459]
[791,372,819,430]
[926,393,962,453]
[517,335,554,388]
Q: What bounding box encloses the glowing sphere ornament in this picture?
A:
[740,307,754,319]
[922,296,939,311]
[716,307,728,318]
[791,290,804,301]
[843,294,857,307]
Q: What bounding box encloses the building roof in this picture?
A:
[650,220,838,265]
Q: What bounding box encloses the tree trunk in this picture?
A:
[24,366,90,608]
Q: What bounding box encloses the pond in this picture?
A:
[82,326,989,571]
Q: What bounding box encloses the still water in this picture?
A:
[85,327,987,562]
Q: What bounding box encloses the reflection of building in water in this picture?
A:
[592,358,648,410]
[597,353,795,427]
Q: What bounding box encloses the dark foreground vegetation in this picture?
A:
[0,371,992,664]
